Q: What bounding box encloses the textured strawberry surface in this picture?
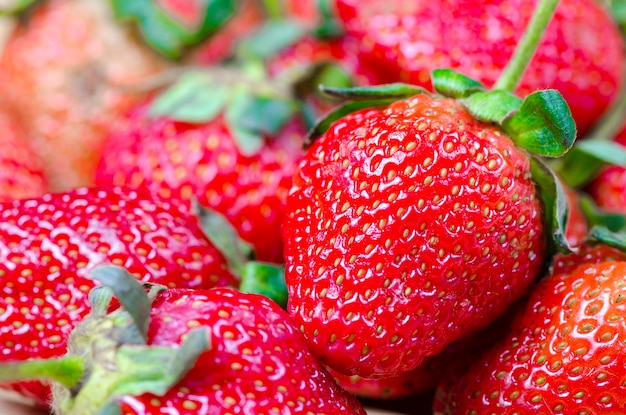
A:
[116,288,367,415]
[0,186,235,405]
[284,93,544,378]
[435,260,626,414]
[335,0,624,136]
[96,106,305,263]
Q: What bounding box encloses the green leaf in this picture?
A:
[0,0,39,15]
[314,0,344,38]
[431,69,486,98]
[530,156,576,254]
[557,139,626,188]
[462,90,522,124]
[237,19,307,60]
[224,92,268,155]
[194,202,255,275]
[109,0,236,59]
[320,83,426,101]
[111,328,210,396]
[89,266,157,343]
[240,262,287,309]
[588,226,626,252]
[502,90,577,158]
[0,355,85,389]
[96,402,123,415]
[305,99,397,147]
[580,195,626,233]
[149,72,228,123]
[235,96,298,136]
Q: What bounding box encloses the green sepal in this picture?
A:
[587,226,626,251]
[462,90,522,124]
[0,355,85,389]
[149,72,228,123]
[530,156,576,254]
[236,19,307,60]
[502,90,577,158]
[194,201,255,276]
[314,0,344,38]
[431,69,486,98]
[557,139,626,188]
[0,0,39,15]
[96,402,122,415]
[320,83,427,101]
[110,0,236,59]
[609,0,626,30]
[305,99,397,147]
[224,92,268,156]
[240,262,287,309]
[235,96,299,136]
[580,196,626,233]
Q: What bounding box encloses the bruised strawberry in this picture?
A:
[335,0,624,136]
[0,107,46,201]
[95,71,307,263]
[0,186,236,406]
[0,268,367,415]
[284,92,546,378]
[435,259,626,414]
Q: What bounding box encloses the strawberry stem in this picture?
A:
[493,0,560,92]
[0,356,85,389]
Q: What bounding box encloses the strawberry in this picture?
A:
[0,0,244,191]
[284,92,548,378]
[0,107,47,202]
[329,366,435,400]
[95,70,307,263]
[334,0,624,136]
[0,267,367,415]
[434,257,626,414]
[587,128,626,212]
[0,186,237,406]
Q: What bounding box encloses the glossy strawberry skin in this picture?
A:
[0,108,47,202]
[0,186,236,406]
[0,0,168,191]
[335,0,624,136]
[283,93,544,379]
[116,288,367,415]
[95,105,305,263]
[435,260,626,414]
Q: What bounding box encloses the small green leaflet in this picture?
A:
[502,90,577,158]
[588,226,626,252]
[236,19,307,60]
[557,139,626,188]
[530,156,575,255]
[431,69,486,98]
[320,83,426,101]
[462,90,522,124]
[149,72,228,123]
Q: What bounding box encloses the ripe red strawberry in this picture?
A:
[0,186,236,406]
[434,259,626,414]
[0,268,367,415]
[0,107,47,202]
[587,128,626,212]
[334,0,624,136]
[284,92,546,378]
[329,365,435,399]
[95,75,307,263]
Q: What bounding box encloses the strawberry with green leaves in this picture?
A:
[0,266,367,415]
[283,0,577,379]
[0,186,240,407]
[334,0,624,136]
[95,67,309,263]
[0,0,241,191]
[434,238,626,414]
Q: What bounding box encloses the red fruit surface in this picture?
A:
[563,186,587,248]
[330,366,435,399]
[435,260,626,414]
[588,127,626,212]
[551,243,626,276]
[0,186,236,406]
[283,93,545,379]
[0,0,168,191]
[95,105,305,263]
[335,0,624,136]
[115,288,367,415]
[0,108,46,202]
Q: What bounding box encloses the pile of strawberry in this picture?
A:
[0,0,626,414]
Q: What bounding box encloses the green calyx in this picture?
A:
[0,266,211,415]
[109,0,236,60]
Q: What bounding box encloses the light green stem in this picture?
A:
[0,356,85,389]
[494,0,560,92]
